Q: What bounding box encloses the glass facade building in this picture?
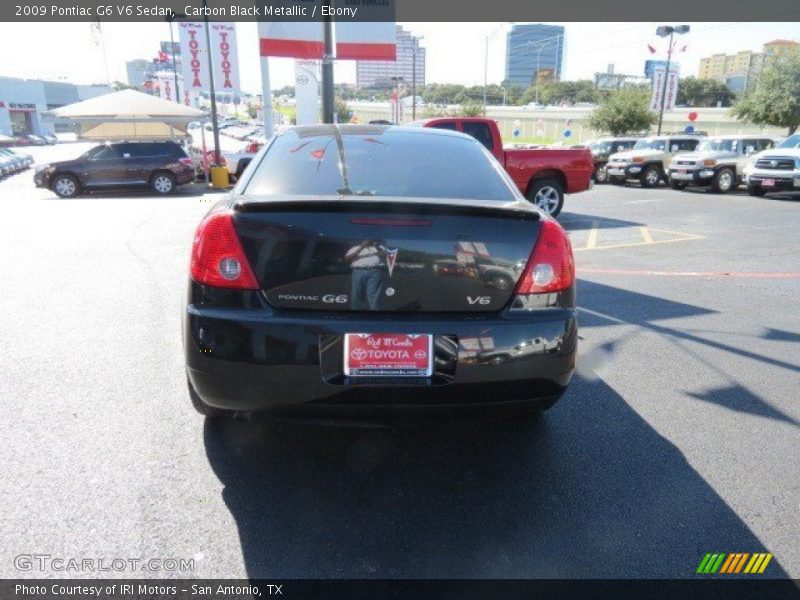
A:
[505,24,565,88]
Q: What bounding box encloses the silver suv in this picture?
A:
[743,134,800,196]
[668,135,777,193]
[606,134,705,188]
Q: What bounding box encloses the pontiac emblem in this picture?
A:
[385,248,398,277]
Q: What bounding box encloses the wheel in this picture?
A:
[670,179,688,190]
[527,179,565,217]
[594,164,609,184]
[639,165,662,188]
[151,171,176,195]
[51,173,80,198]
[711,168,736,193]
[188,377,231,418]
[747,184,766,197]
[609,176,625,186]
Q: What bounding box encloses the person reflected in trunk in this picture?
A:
[345,239,387,310]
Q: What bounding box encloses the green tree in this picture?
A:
[586,87,656,136]
[334,98,351,123]
[458,100,484,117]
[677,77,735,107]
[732,50,800,135]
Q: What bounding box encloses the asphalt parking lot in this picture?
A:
[1,143,798,579]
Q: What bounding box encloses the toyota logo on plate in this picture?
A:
[296,75,309,85]
[351,348,368,360]
[414,350,427,359]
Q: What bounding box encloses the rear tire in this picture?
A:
[527,178,565,217]
[747,184,766,197]
[639,165,662,188]
[151,171,176,195]
[188,378,231,419]
[711,168,735,194]
[51,173,80,198]
[670,179,688,190]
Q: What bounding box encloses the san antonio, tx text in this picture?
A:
[16,583,281,596]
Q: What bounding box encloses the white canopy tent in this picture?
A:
[49,89,206,141]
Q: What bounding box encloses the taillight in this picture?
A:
[190,212,259,289]
[179,157,194,167]
[515,219,575,294]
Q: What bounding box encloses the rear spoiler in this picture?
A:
[233,196,541,222]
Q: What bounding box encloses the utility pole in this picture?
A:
[166,15,181,103]
[321,18,335,123]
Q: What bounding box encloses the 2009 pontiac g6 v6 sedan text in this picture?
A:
[183,125,577,419]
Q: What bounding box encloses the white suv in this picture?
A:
[743,134,800,196]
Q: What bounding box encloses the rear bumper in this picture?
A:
[184,302,577,415]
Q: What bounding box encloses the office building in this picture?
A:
[0,76,111,136]
[505,24,565,88]
[356,26,425,89]
[126,59,153,90]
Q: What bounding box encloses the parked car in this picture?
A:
[222,141,263,180]
[184,124,577,419]
[743,133,800,196]
[42,134,58,145]
[667,135,777,193]
[417,117,594,217]
[0,147,33,172]
[23,134,48,146]
[34,141,195,198]
[586,137,640,183]
[0,155,16,176]
[606,134,706,187]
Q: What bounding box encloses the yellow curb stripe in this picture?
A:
[744,554,759,573]
[586,221,599,249]
[750,554,766,573]
[639,227,654,244]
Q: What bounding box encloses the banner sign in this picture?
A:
[259,20,396,60]
[178,22,241,94]
[294,59,320,125]
[209,23,240,92]
[178,22,210,93]
[649,65,679,112]
[158,75,175,102]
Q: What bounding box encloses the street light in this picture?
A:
[655,24,690,135]
[390,76,404,123]
[165,13,186,104]
[483,24,505,115]
[411,34,424,120]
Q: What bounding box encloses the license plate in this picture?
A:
[344,333,433,377]
[607,168,624,176]
[762,178,775,187]
[671,172,692,180]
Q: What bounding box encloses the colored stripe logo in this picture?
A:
[696,552,772,574]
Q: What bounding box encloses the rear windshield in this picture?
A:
[243,128,518,201]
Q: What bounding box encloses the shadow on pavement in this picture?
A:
[203,373,784,578]
[559,214,644,231]
[687,384,799,428]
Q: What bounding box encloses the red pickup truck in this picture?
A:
[419,117,593,217]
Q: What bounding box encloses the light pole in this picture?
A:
[483,24,505,115]
[202,0,220,164]
[655,24,689,135]
[165,14,185,104]
[411,34,424,120]
[390,76,404,123]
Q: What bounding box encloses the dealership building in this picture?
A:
[0,76,112,137]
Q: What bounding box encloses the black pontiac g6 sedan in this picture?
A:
[184,125,577,419]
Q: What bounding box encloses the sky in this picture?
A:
[0,22,797,92]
